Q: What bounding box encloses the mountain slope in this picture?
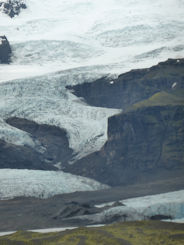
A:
[67,58,184,109]
[64,88,184,186]
[0,117,73,170]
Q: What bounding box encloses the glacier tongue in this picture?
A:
[122,190,184,220]
[0,72,120,159]
[0,169,108,200]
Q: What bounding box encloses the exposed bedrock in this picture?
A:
[64,104,184,186]
[0,36,12,64]
[0,0,27,18]
[67,59,184,109]
[0,117,73,170]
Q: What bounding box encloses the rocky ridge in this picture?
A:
[0,0,26,18]
[64,103,184,186]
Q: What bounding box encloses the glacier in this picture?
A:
[81,190,184,223]
[0,72,120,159]
[0,0,184,81]
[0,169,108,199]
[0,0,184,199]
[0,0,184,158]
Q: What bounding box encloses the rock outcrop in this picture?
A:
[63,90,184,186]
[0,117,73,170]
[0,0,27,18]
[0,35,12,63]
[67,59,184,109]
[63,59,184,186]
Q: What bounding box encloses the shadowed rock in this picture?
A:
[0,36,12,64]
[150,215,172,220]
[0,117,73,170]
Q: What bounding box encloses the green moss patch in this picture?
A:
[1,221,184,245]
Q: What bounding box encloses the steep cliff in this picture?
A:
[67,59,184,109]
[64,90,184,186]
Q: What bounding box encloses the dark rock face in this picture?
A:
[0,117,73,170]
[64,105,184,186]
[0,36,12,64]
[0,0,27,18]
[67,59,184,109]
[150,215,172,221]
[0,138,50,170]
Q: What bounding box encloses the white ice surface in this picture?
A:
[0,71,120,159]
[0,169,108,200]
[0,0,184,81]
